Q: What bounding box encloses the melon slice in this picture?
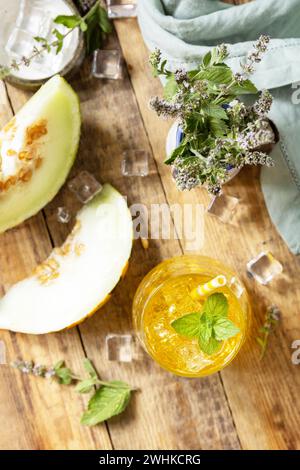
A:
[0,75,80,233]
[0,184,133,334]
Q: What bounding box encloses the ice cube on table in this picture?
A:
[92,49,122,79]
[107,1,137,19]
[106,334,133,362]
[247,252,283,285]
[0,341,6,365]
[67,171,103,204]
[121,150,149,176]
[207,193,239,224]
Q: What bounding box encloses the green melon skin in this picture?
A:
[0,75,81,233]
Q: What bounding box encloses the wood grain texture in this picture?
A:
[1,0,300,450]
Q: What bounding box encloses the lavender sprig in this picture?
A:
[241,35,270,75]
[256,305,281,359]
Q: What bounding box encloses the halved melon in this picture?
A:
[0,184,133,334]
[0,75,80,233]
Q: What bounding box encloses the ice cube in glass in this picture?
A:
[17,1,52,37]
[5,29,34,58]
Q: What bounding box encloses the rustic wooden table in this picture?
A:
[1,0,300,450]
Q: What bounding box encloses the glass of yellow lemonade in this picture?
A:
[133,255,251,377]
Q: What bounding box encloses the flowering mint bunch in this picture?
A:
[149,36,276,195]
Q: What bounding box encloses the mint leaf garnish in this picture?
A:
[198,313,213,343]
[199,335,222,355]
[171,312,200,338]
[171,292,240,356]
[203,292,228,318]
[213,318,240,341]
[13,357,134,426]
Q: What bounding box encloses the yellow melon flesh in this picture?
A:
[0,75,80,233]
[0,184,133,334]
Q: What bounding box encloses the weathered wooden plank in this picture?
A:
[0,81,112,450]
[114,14,300,450]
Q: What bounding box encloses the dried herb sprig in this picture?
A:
[11,357,135,426]
[0,0,111,81]
[149,35,275,195]
[256,305,281,359]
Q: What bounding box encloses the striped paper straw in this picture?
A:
[191,275,227,299]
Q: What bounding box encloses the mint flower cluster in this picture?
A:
[149,36,277,195]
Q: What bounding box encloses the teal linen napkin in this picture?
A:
[138,0,300,254]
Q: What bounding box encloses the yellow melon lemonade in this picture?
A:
[133,256,251,377]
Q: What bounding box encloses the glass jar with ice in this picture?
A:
[0,0,85,88]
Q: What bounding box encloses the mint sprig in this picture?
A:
[171,293,240,355]
[12,357,134,427]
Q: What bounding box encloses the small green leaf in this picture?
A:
[199,313,213,344]
[193,66,233,85]
[53,360,65,370]
[209,117,229,137]
[98,6,112,34]
[163,75,178,101]
[198,335,222,355]
[34,36,47,43]
[54,15,81,29]
[203,293,229,319]
[83,358,98,379]
[75,378,99,394]
[55,41,63,54]
[81,382,131,426]
[171,312,201,338]
[53,360,73,385]
[34,36,51,52]
[202,51,212,67]
[52,29,64,54]
[164,140,186,164]
[52,29,64,41]
[199,104,229,120]
[80,20,88,32]
[54,366,73,385]
[230,79,258,95]
[213,318,240,341]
